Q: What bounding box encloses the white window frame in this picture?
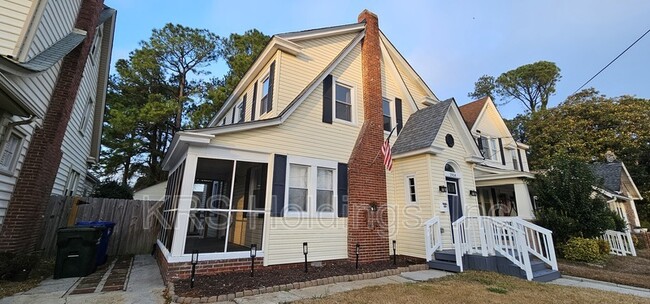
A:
[79,97,94,134]
[479,135,500,162]
[284,155,338,218]
[258,73,271,117]
[64,169,81,196]
[405,175,417,203]
[333,79,356,125]
[382,97,394,133]
[89,27,102,66]
[0,129,25,175]
[235,100,245,123]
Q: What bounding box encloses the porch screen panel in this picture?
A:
[160,160,185,251]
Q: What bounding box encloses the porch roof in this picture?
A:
[474,165,534,182]
[391,98,452,155]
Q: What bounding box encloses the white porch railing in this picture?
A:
[424,216,443,262]
[502,217,558,271]
[441,216,557,280]
[603,230,637,256]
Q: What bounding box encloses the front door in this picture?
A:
[446,178,463,224]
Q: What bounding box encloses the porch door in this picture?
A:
[446,178,463,224]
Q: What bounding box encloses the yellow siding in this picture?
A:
[387,154,431,259]
[0,0,33,56]
[395,62,429,105]
[473,101,518,170]
[429,114,479,249]
[277,33,358,112]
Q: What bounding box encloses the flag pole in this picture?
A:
[371,126,397,166]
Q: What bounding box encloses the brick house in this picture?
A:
[0,0,116,253]
[156,10,559,282]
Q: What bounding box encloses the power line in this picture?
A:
[573,28,650,94]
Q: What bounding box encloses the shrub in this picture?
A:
[93,181,133,199]
[595,239,611,255]
[563,237,602,263]
[0,253,38,281]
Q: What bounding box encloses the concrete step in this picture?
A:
[532,269,561,282]
[428,260,461,273]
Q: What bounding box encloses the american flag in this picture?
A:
[381,127,396,171]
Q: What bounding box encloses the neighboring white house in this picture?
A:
[591,156,644,231]
[155,10,557,282]
[458,97,535,220]
[0,0,115,251]
[134,181,167,201]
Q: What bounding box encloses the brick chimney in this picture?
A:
[347,10,389,262]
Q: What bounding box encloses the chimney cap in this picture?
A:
[358,9,378,23]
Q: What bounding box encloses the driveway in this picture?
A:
[0,255,165,304]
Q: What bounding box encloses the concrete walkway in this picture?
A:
[550,275,650,299]
[0,255,166,304]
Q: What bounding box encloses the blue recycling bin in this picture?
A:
[75,221,115,266]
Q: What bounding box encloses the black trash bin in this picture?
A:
[54,227,104,279]
[76,221,115,266]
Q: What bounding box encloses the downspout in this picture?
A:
[2,115,36,141]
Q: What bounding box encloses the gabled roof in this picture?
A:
[458,96,489,130]
[590,160,643,200]
[276,22,365,41]
[392,99,452,155]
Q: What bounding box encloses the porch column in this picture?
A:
[513,182,534,220]
[170,153,198,257]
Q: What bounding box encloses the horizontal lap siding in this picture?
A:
[387,154,431,259]
[429,115,479,249]
[276,33,357,112]
[265,217,347,265]
[474,102,517,170]
[52,23,102,195]
[27,0,80,60]
[0,0,32,56]
[395,63,428,105]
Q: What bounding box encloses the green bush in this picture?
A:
[595,239,611,255]
[563,237,602,263]
[0,252,38,281]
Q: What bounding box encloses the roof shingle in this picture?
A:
[391,99,453,155]
[458,97,489,129]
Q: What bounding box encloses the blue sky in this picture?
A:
[107,0,650,118]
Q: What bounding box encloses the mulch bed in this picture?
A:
[174,256,423,298]
[558,249,650,289]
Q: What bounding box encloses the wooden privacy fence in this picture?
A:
[38,196,163,257]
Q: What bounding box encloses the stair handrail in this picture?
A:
[482,217,533,280]
[452,216,488,272]
[504,217,558,271]
[451,216,466,271]
[424,216,442,262]
[603,229,637,256]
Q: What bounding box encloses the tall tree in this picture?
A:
[141,23,220,131]
[495,61,561,112]
[526,89,650,198]
[468,74,496,100]
[189,29,270,128]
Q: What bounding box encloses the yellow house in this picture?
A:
[157,10,558,282]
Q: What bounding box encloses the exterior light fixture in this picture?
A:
[469,190,478,196]
[392,240,397,265]
[250,244,257,277]
[190,250,199,288]
[439,186,447,193]
[303,242,309,273]
[355,243,360,269]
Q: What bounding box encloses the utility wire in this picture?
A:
[573,28,650,94]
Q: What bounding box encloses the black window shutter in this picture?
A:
[517,149,524,172]
[251,83,257,121]
[337,163,348,217]
[498,138,505,165]
[395,98,403,133]
[231,106,235,123]
[241,94,247,123]
[267,61,275,112]
[322,75,333,124]
[477,137,483,150]
[271,154,286,217]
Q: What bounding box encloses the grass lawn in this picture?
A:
[559,249,650,289]
[295,271,648,304]
[0,258,54,299]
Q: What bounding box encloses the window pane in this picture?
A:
[382,99,391,116]
[335,84,351,104]
[0,134,19,170]
[288,188,308,212]
[383,115,391,132]
[335,102,352,121]
[317,168,333,190]
[317,190,333,212]
[447,182,457,195]
[185,210,228,254]
[262,77,269,95]
[289,165,309,188]
[227,211,264,252]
